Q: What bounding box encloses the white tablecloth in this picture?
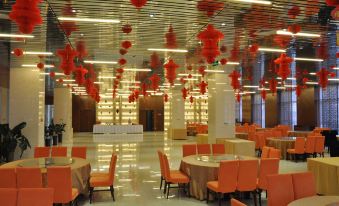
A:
[93,125,143,134]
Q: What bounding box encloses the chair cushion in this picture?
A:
[90,172,109,177]
[207,181,220,192]
[287,149,295,154]
[90,176,112,187]
[71,188,79,201]
[168,172,189,183]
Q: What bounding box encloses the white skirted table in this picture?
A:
[93,124,143,134]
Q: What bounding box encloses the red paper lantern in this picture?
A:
[288,24,301,34]
[130,0,147,9]
[164,93,169,102]
[164,59,179,85]
[122,24,132,34]
[119,49,128,56]
[76,40,88,60]
[37,63,44,70]
[165,25,177,49]
[317,68,336,89]
[49,71,56,78]
[149,73,161,91]
[119,58,127,65]
[187,65,193,71]
[116,68,124,74]
[9,0,43,34]
[150,52,161,69]
[57,44,78,75]
[74,66,88,85]
[269,78,278,95]
[326,0,339,6]
[274,53,293,81]
[198,81,208,95]
[58,78,64,83]
[189,96,194,104]
[198,66,206,77]
[288,6,301,19]
[220,58,227,65]
[197,0,224,17]
[13,48,23,57]
[59,3,77,37]
[261,89,267,101]
[182,87,188,100]
[229,70,241,90]
[220,45,227,53]
[121,41,132,50]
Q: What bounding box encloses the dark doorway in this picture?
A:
[145,110,154,131]
[139,96,164,131]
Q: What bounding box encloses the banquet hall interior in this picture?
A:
[0,0,339,206]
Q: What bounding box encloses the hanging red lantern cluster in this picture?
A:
[165,25,177,49]
[229,70,241,91]
[149,73,161,91]
[119,58,127,65]
[274,53,293,81]
[273,35,291,48]
[49,71,56,78]
[316,68,336,89]
[305,0,319,16]
[150,52,161,69]
[180,77,187,85]
[128,92,136,103]
[141,82,148,97]
[197,0,224,17]
[37,62,44,70]
[220,58,227,65]
[74,65,88,85]
[249,44,259,57]
[9,0,43,34]
[317,41,329,60]
[59,3,77,37]
[122,24,132,34]
[121,41,132,50]
[85,78,100,102]
[326,0,339,6]
[182,87,188,100]
[197,24,224,64]
[198,81,208,95]
[288,6,301,19]
[134,89,140,100]
[287,24,301,34]
[220,45,227,53]
[76,39,88,60]
[57,44,78,75]
[269,78,278,95]
[13,48,23,57]
[164,59,179,85]
[130,0,147,9]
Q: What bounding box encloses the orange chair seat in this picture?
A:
[90,176,112,187]
[72,188,79,200]
[207,181,220,192]
[90,172,109,177]
[168,172,189,183]
[287,149,295,154]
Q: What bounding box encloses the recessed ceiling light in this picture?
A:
[63,79,75,82]
[97,76,116,79]
[149,14,154,18]
[233,0,272,5]
[12,51,53,56]
[221,23,226,26]
[84,60,117,64]
[205,70,224,73]
[124,68,152,72]
[22,64,55,68]
[258,48,286,53]
[147,48,188,53]
[294,57,323,62]
[243,85,259,88]
[58,17,120,23]
[227,62,240,65]
[0,33,34,38]
[276,30,320,38]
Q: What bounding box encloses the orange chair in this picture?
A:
[0,168,17,188]
[89,154,117,203]
[207,160,239,206]
[197,144,211,154]
[231,198,247,206]
[292,172,316,200]
[51,146,67,157]
[17,188,54,206]
[47,167,79,205]
[34,147,50,158]
[304,136,316,157]
[71,146,87,159]
[16,167,42,188]
[268,148,281,159]
[182,144,196,157]
[287,137,305,161]
[261,146,271,159]
[157,150,166,190]
[236,160,259,206]
[0,188,17,206]
[314,136,325,157]
[267,174,295,206]
[212,144,225,155]
[257,158,280,206]
[162,153,190,199]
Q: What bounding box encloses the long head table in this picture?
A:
[93,124,143,134]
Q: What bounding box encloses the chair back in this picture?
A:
[217,160,238,193]
[34,147,50,158]
[261,146,271,159]
[292,172,316,199]
[212,144,225,155]
[269,148,281,159]
[162,153,171,181]
[0,188,17,206]
[182,144,196,157]
[16,167,42,188]
[237,159,259,191]
[305,136,316,154]
[0,168,17,188]
[18,188,54,206]
[197,144,211,154]
[47,166,72,203]
[108,154,117,183]
[231,198,247,206]
[314,136,325,153]
[157,150,165,177]
[257,158,280,190]
[258,135,267,150]
[267,174,295,206]
[71,146,87,159]
[51,147,67,157]
[294,137,306,154]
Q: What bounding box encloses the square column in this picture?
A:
[168,89,186,139]
[54,88,73,139]
[208,73,235,143]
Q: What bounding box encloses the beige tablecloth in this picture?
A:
[180,154,256,200]
[1,157,91,194]
[235,132,249,140]
[216,138,255,157]
[266,137,295,159]
[288,131,311,137]
[288,196,339,206]
[308,157,339,196]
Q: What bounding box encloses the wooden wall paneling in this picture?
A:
[265,94,278,127]
[242,95,252,123]
[297,87,316,129]
[72,95,96,132]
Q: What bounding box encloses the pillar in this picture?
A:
[208,73,235,143]
[0,87,9,123]
[170,88,185,128]
[54,87,73,139]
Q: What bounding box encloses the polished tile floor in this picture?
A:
[62,132,308,206]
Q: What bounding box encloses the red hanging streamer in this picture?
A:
[74,66,88,85]
[316,68,336,89]
[198,81,208,95]
[57,44,78,75]
[288,6,301,19]
[182,87,188,100]
[269,78,278,95]
[149,73,161,91]
[164,59,179,85]
[76,39,88,60]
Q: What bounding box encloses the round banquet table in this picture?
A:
[266,137,296,159]
[179,154,256,200]
[288,196,339,206]
[0,157,91,194]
